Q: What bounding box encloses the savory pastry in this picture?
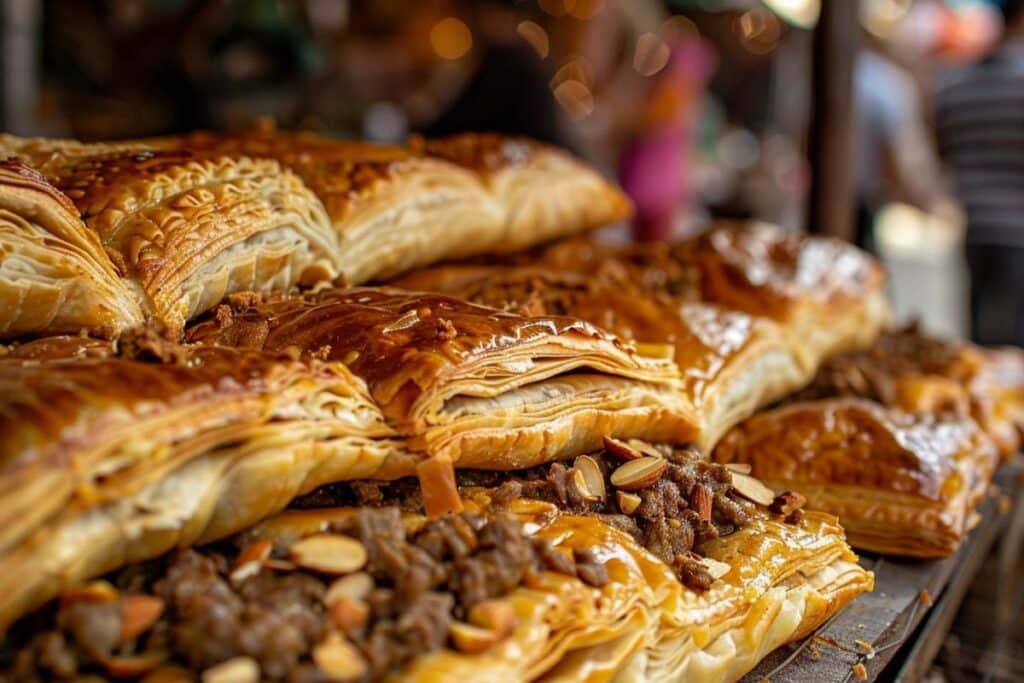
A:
[393,266,805,450]
[514,223,890,371]
[713,397,1000,558]
[0,160,143,338]
[0,333,405,632]
[415,132,633,253]
[793,325,1024,459]
[0,138,341,337]
[156,127,630,283]
[186,287,698,467]
[2,447,871,683]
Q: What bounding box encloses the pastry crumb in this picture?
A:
[809,643,821,661]
[854,639,875,659]
[920,589,933,607]
[852,662,868,680]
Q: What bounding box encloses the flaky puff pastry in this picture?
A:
[0,337,411,632]
[154,128,507,284]
[186,287,698,467]
[518,223,890,373]
[0,160,143,337]
[155,128,630,283]
[0,136,343,337]
[393,266,805,451]
[794,327,1024,461]
[245,498,870,683]
[713,398,999,558]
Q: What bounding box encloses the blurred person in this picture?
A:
[855,34,943,251]
[936,0,1024,346]
[549,3,715,241]
[323,0,568,146]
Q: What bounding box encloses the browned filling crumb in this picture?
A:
[790,325,964,406]
[2,508,601,682]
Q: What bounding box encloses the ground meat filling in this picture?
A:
[791,325,965,406]
[2,508,599,682]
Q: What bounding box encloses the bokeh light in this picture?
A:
[633,33,671,77]
[517,20,550,59]
[553,80,594,120]
[430,17,472,61]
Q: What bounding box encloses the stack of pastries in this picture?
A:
[0,127,1017,683]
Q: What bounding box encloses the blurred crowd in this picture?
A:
[4,0,1024,345]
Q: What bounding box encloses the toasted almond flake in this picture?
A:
[381,310,420,334]
[325,572,374,606]
[417,455,464,518]
[852,662,868,680]
[468,600,517,639]
[119,595,165,643]
[724,462,752,475]
[202,656,259,683]
[229,541,272,584]
[691,485,712,522]
[919,589,933,607]
[313,634,367,682]
[571,455,606,502]
[264,558,296,572]
[602,436,644,461]
[328,595,370,631]
[730,472,775,506]
[616,490,642,514]
[449,621,500,654]
[610,456,667,491]
[62,580,118,605]
[342,350,359,364]
[290,534,367,575]
[668,518,681,529]
[702,557,732,579]
[103,652,168,678]
[627,439,667,459]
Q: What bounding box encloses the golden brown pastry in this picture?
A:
[516,223,891,371]
[793,325,1024,460]
[713,397,999,558]
[186,287,697,468]
[416,132,633,253]
[0,335,405,631]
[165,129,631,282]
[0,160,143,337]
[0,136,342,337]
[393,266,805,450]
[2,448,871,683]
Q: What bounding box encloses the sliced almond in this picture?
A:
[313,633,367,682]
[325,572,374,606]
[610,456,667,491]
[263,558,297,572]
[627,439,667,459]
[602,436,644,461]
[571,455,606,503]
[468,599,517,639]
[229,541,272,584]
[616,490,642,515]
[61,580,118,605]
[417,455,464,518]
[701,557,732,580]
[729,472,776,506]
[290,534,367,575]
[119,595,165,643]
[103,651,168,678]
[201,656,259,683]
[328,596,370,631]
[691,485,712,522]
[449,621,499,654]
[724,462,752,475]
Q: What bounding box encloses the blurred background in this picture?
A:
[2,0,1024,679]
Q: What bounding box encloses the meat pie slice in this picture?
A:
[186,287,697,467]
[0,334,405,632]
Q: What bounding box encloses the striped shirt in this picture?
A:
[936,43,1024,247]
